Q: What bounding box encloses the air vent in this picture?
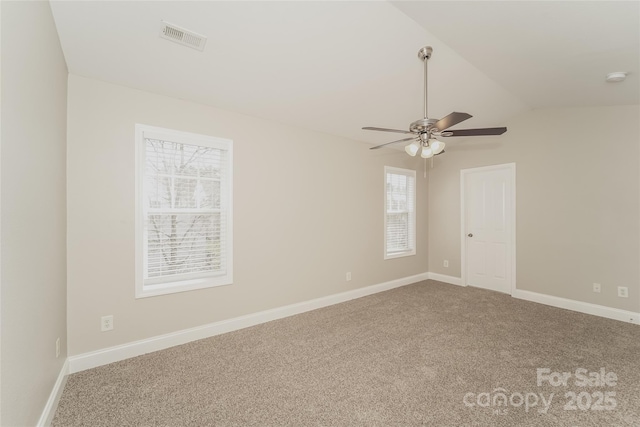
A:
[159,21,207,51]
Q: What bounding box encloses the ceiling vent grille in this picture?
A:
[159,21,207,51]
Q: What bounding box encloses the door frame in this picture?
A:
[460,163,516,294]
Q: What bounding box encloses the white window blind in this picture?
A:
[136,125,233,297]
[384,166,416,259]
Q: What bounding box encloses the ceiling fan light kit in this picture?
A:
[421,146,433,159]
[364,46,507,157]
[429,139,445,154]
[405,140,421,156]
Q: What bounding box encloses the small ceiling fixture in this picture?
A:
[363,46,507,157]
[606,72,627,83]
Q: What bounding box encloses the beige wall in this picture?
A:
[66,75,429,356]
[428,104,639,312]
[1,1,68,425]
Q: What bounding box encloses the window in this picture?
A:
[135,124,233,298]
[384,166,416,259]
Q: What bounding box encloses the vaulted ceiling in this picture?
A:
[394,1,639,109]
[50,1,639,146]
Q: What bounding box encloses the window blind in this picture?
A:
[143,138,229,285]
[385,167,416,258]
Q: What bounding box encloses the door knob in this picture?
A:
[468,233,473,237]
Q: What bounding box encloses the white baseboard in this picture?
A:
[68,272,429,374]
[424,273,638,325]
[66,273,637,375]
[37,359,69,427]
[512,289,640,325]
[427,272,464,287]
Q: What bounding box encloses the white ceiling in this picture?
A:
[393,1,640,109]
[50,1,638,146]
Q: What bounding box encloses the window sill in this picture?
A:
[136,276,233,299]
[384,250,416,260]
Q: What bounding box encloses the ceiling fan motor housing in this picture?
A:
[410,118,437,133]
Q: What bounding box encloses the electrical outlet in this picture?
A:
[101,315,114,331]
[593,283,601,293]
[56,338,60,358]
[617,287,628,298]
[444,260,449,268]
[346,272,352,282]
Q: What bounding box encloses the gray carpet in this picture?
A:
[53,281,640,426]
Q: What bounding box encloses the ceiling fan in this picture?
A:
[364,46,507,158]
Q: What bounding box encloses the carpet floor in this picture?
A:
[53,280,640,426]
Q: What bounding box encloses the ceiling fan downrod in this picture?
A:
[418,46,432,120]
[409,46,437,135]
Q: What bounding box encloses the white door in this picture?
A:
[462,164,515,294]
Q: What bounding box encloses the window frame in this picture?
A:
[384,166,416,260]
[135,124,233,298]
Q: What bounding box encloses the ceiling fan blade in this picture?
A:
[435,150,445,156]
[432,112,472,131]
[369,137,417,150]
[362,126,414,135]
[440,127,507,137]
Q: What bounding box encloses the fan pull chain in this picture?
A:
[424,157,427,178]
